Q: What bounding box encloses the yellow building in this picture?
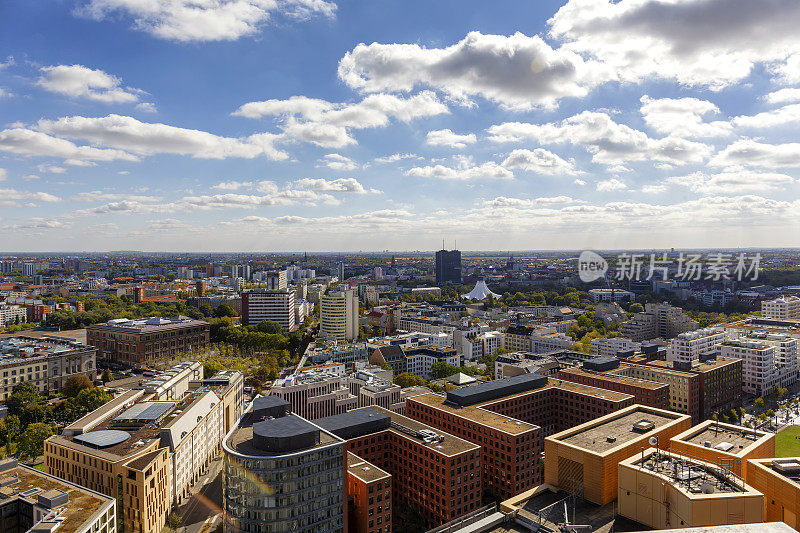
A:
[320,288,358,342]
[544,404,692,505]
[670,420,774,482]
[45,367,245,533]
[618,448,763,529]
[0,457,118,533]
[747,457,800,529]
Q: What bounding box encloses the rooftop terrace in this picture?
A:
[1,460,114,533]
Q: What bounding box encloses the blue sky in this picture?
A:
[1,0,799,252]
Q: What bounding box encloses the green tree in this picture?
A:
[213,304,237,318]
[18,423,53,459]
[203,360,224,379]
[166,513,182,531]
[62,374,93,398]
[755,397,765,409]
[629,303,644,313]
[6,383,41,418]
[429,361,460,380]
[75,387,111,413]
[21,403,53,427]
[101,368,113,383]
[0,415,21,446]
[394,372,426,388]
[255,320,284,335]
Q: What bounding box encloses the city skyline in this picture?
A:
[1,0,800,251]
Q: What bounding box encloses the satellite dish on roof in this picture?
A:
[648,436,659,446]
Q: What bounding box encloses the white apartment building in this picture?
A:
[0,304,26,326]
[742,333,798,390]
[621,303,699,341]
[720,339,789,396]
[455,334,483,361]
[588,288,635,303]
[398,316,451,335]
[143,361,203,401]
[242,288,296,330]
[477,331,504,357]
[295,299,311,325]
[404,347,460,379]
[530,330,573,353]
[269,366,357,420]
[666,328,726,364]
[590,337,640,357]
[347,370,404,413]
[320,288,359,342]
[160,389,224,505]
[763,296,800,320]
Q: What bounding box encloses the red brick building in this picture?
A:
[86,315,209,366]
[557,366,670,410]
[347,452,392,533]
[317,406,481,530]
[406,374,635,500]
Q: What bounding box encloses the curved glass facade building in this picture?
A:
[222,396,346,533]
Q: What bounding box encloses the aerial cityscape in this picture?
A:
[2,1,800,533]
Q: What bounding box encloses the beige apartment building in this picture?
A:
[0,457,118,533]
[320,288,359,342]
[762,296,800,320]
[0,336,97,400]
[44,364,244,533]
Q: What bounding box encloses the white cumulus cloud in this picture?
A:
[338,31,600,110]
[501,148,578,175]
[488,111,712,165]
[38,64,144,103]
[76,0,336,42]
[549,0,800,89]
[425,129,476,149]
[37,114,288,160]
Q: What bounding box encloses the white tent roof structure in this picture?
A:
[446,372,477,385]
[462,280,500,300]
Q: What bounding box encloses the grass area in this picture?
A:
[31,463,46,471]
[775,425,800,457]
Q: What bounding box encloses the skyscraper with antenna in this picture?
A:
[435,240,461,285]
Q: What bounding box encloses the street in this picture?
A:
[175,456,223,533]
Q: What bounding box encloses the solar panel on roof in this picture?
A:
[114,401,174,422]
[73,430,131,448]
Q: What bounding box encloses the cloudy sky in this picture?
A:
[1,0,799,252]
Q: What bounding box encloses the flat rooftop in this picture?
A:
[377,406,480,456]
[88,315,208,333]
[557,408,681,453]
[347,452,390,483]
[409,393,538,436]
[6,463,113,533]
[752,458,800,485]
[677,423,767,453]
[0,335,92,364]
[560,366,667,390]
[225,415,340,457]
[52,390,204,458]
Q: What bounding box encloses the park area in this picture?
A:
[776,425,800,457]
